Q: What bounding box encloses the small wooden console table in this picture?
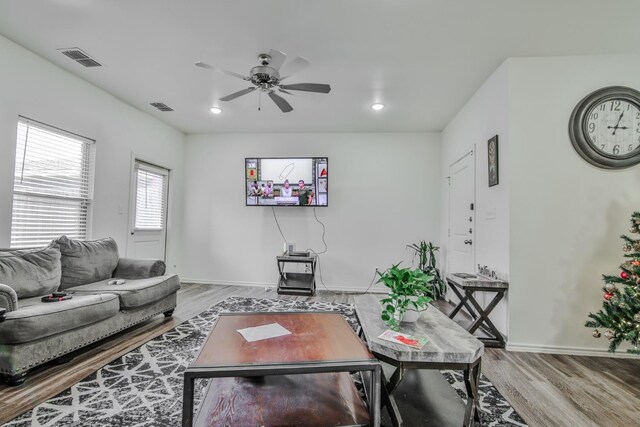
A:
[446,273,508,348]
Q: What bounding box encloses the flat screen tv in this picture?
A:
[245,157,328,207]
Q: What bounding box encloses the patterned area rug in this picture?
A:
[4,297,527,426]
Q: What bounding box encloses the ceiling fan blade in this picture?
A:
[280,56,311,80]
[194,61,248,81]
[220,87,256,101]
[280,83,331,94]
[194,61,214,70]
[268,91,293,113]
[267,49,287,71]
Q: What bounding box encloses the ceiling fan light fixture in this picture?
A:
[196,49,330,113]
[371,103,385,111]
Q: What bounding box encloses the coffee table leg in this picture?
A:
[182,373,195,427]
[380,368,403,427]
[386,365,405,394]
[370,365,382,427]
[463,360,482,427]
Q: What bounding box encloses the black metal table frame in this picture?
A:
[356,326,482,427]
[276,254,317,295]
[447,279,506,348]
[182,312,382,427]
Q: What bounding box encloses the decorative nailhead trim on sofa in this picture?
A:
[0,303,176,375]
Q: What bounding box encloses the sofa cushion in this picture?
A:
[0,243,61,299]
[67,274,180,309]
[0,293,119,344]
[56,236,119,290]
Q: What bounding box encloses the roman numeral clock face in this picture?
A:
[569,86,640,169]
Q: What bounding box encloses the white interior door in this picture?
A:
[448,150,475,273]
[127,160,169,260]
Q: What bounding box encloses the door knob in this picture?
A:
[464,239,472,245]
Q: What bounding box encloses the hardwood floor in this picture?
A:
[0,283,638,426]
[481,349,640,427]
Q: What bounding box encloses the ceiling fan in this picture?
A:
[195,49,331,113]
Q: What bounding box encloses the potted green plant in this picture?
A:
[407,240,446,300]
[378,263,434,331]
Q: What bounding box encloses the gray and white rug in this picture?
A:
[4,297,526,426]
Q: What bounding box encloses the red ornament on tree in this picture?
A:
[604,292,613,300]
[621,271,629,280]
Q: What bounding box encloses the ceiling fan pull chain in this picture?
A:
[258,90,261,111]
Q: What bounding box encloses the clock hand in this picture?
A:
[611,111,625,135]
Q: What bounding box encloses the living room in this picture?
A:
[0,1,639,426]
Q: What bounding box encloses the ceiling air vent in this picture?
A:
[150,102,174,112]
[76,58,102,68]
[57,47,102,67]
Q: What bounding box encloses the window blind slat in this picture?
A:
[10,120,95,249]
[134,168,167,230]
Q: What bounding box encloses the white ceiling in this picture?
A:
[1,0,639,134]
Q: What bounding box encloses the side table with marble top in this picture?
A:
[354,294,484,427]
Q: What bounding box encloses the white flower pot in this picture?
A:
[401,309,421,323]
[387,294,429,325]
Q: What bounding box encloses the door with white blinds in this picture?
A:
[10,118,95,248]
[127,160,169,261]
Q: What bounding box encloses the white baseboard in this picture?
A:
[506,342,640,359]
[181,278,386,294]
[183,278,277,288]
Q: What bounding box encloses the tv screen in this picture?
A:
[245,157,328,207]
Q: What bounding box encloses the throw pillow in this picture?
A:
[56,236,119,289]
[0,243,62,298]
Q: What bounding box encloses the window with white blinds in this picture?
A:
[10,118,95,248]
[134,163,168,230]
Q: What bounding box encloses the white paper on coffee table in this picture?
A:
[237,322,292,342]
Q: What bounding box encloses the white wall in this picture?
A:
[508,54,640,355]
[0,35,185,273]
[440,61,510,335]
[182,132,441,291]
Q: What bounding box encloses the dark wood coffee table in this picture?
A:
[182,311,381,426]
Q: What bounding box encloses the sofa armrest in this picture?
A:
[0,283,18,312]
[113,258,166,279]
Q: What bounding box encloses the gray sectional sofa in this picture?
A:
[0,236,180,385]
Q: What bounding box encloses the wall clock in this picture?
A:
[569,86,640,169]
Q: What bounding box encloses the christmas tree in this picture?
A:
[585,211,640,354]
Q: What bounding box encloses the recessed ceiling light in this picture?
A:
[371,103,384,111]
[209,107,223,114]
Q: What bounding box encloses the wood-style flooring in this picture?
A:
[0,283,638,426]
